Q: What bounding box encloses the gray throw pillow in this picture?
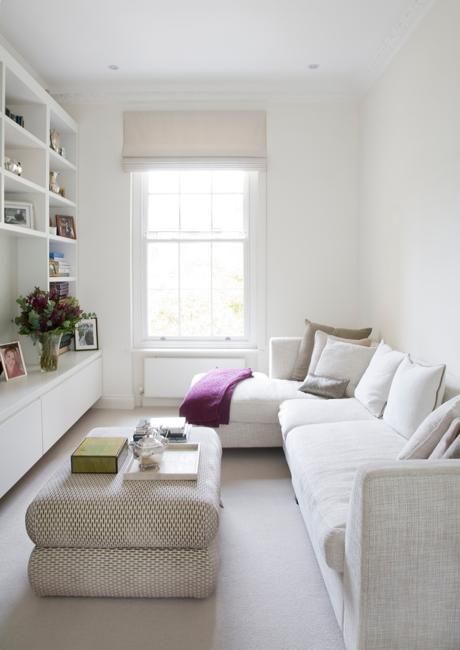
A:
[290,318,372,381]
[298,373,349,399]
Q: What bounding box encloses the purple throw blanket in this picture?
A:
[179,367,253,427]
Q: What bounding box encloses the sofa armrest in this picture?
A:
[343,461,460,650]
[269,337,302,379]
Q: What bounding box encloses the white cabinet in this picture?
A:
[0,352,102,498]
[0,400,42,497]
[42,357,102,452]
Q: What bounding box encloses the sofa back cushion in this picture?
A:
[384,357,446,439]
[308,331,371,377]
[314,340,376,397]
[397,395,460,459]
[354,341,405,417]
[290,319,372,381]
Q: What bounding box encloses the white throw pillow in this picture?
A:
[397,395,460,459]
[354,341,405,417]
[431,417,460,459]
[384,356,446,439]
[308,330,371,376]
[314,339,376,397]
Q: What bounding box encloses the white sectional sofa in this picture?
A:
[190,336,460,649]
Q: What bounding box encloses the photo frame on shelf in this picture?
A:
[0,341,27,381]
[55,215,76,239]
[75,318,99,351]
[4,201,34,229]
[59,331,73,355]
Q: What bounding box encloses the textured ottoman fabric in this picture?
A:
[28,540,219,598]
[26,427,222,598]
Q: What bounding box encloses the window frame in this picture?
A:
[132,169,265,350]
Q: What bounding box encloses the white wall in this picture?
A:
[62,97,360,405]
[359,0,460,392]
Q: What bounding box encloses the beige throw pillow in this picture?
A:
[314,339,376,397]
[398,394,460,459]
[290,318,372,381]
[308,331,371,377]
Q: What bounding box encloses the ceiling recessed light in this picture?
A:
[308,64,320,70]
[108,64,119,71]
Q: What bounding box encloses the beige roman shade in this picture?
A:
[122,110,266,171]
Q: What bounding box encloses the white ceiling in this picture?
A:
[0,0,434,97]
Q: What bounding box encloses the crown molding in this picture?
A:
[359,0,436,93]
[51,82,356,106]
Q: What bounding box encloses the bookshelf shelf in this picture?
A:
[0,222,47,239]
[49,148,76,172]
[4,116,47,150]
[48,192,76,208]
[48,234,77,245]
[49,276,76,283]
[3,169,46,194]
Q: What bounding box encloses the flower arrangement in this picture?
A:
[15,287,94,371]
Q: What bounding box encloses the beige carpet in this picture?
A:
[0,408,345,650]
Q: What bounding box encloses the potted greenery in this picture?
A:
[15,287,94,372]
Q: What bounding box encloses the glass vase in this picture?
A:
[38,332,62,372]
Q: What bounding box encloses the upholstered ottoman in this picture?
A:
[26,426,221,598]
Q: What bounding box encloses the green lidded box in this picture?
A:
[71,437,129,474]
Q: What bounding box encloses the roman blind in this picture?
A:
[122,110,266,171]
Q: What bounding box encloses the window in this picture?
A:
[133,169,264,347]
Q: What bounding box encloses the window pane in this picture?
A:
[180,243,212,335]
[148,171,179,194]
[213,194,244,231]
[180,172,212,194]
[212,243,244,337]
[148,195,179,231]
[212,171,245,193]
[147,243,179,336]
[212,242,244,288]
[180,194,211,231]
[212,288,245,336]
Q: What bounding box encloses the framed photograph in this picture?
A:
[75,318,98,351]
[0,341,27,381]
[56,215,76,239]
[4,201,34,229]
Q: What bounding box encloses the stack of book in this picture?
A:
[53,281,69,299]
[134,417,190,442]
[49,251,72,277]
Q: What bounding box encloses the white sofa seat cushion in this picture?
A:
[191,371,315,425]
[278,397,374,441]
[285,420,405,573]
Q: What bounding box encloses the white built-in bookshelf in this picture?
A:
[0,44,78,337]
[0,44,102,498]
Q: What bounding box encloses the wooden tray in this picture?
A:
[123,442,200,481]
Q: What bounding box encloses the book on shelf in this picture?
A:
[53,282,70,298]
[71,437,129,474]
[49,252,65,260]
[49,259,72,277]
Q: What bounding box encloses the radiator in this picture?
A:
[143,357,246,398]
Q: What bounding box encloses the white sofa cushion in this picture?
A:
[383,357,446,439]
[278,397,374,441]
[314,339,376,397]
[398,394,460,459]
[285,420,405,573]
[354,341,405,417]
[192,371,315,425]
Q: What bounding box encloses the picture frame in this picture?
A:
[55,215,76,239]
[0,341,27,381]
[4,201,34,229]
[75,318,98,351]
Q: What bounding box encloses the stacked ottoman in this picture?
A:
[26,426,221,598]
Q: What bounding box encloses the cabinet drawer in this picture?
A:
[0,400,42,498]
[42,358,102,452]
